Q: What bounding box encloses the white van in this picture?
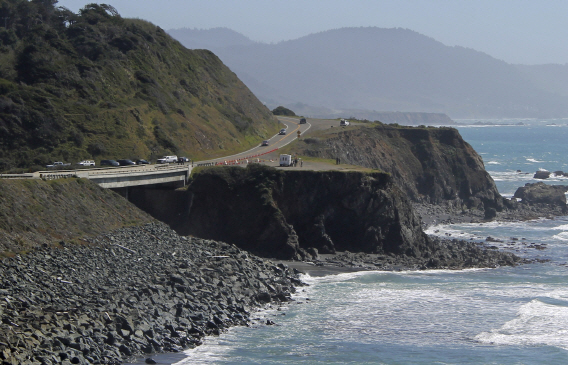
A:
[340,119,350,126]
[279,154,293,167]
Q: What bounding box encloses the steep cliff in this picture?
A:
[173,165,432,260]
[289,124,503,211]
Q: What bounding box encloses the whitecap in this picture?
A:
[552,232,568,241]
[526,158,545,163]
[475,298,568,350]
[487,161,501,165]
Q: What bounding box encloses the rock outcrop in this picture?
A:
[513,182,568,212]
[172,165,428,260]
[291,124,503,211]
[138,165,520,270]
[533,170,551,179]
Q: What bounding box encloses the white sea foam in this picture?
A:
[552,232,568,241]
[526,158,545,163]
[475,298,568,350]
[487,161,501,165]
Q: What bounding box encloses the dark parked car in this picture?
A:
[117,159,136,166]
[100,159,119,167]
[177,157,189,163]
[136,159,150,165]
[300,118,307,124]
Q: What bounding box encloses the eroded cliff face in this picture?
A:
[293,124,503,210]
[174,165,431,260]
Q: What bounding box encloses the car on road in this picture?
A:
[136,159,150,165]
[177,157,189,163]
[46,161,71,168]
[76,160,95,167]
[261,140,269,146]
[100,159,119,167]
[340,119,350,126]
[279,128,287,135]
[157,155,178,164]
[300,118,307,124]
[117,159,136,166]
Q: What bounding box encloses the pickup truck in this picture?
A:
[46,161,71,168]
[157,155,178,164]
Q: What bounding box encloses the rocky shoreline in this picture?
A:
[0,222,302,365]
[2,189,557,364]
[279,234,527,277]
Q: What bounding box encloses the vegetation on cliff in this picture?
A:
[287,123,503,211]
[0,1,278,171]
[0,178,153,255]
[272,106,295,116]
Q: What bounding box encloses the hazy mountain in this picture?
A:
[515,64,568,99]
[169,27,568,119]
[168,27,256,50]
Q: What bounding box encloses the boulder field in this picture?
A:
[0,222,301,364]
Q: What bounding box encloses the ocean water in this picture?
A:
[167,119,568,365]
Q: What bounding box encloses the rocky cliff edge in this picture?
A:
[289,124,503,212]
[175,165,428,260]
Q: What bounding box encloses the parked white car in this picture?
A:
[340,119,350,126]
[46,161,71,168]
[76,160,95,167]
[157,155,178,164]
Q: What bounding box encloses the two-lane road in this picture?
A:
[196,116,312,165]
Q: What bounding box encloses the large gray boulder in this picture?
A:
[533,170,551,179]
[513,182,568,209]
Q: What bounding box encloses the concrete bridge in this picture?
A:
[1,164,192,189]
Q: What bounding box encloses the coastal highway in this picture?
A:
[0,116,349,182]
[196,116,313,165]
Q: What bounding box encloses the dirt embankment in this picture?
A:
[0,178,153,255]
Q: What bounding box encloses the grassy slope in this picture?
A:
[0,178,153,256]
[0,2,279,172]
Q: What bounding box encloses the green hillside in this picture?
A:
[0,1,279,171]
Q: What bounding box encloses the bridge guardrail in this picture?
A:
[0,173,36,179]
[34,164,190,178]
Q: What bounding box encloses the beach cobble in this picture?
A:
[0,222,302,364]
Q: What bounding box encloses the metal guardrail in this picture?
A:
[36,163,190,176]
[0,164,192,185]
[0,173,36,179]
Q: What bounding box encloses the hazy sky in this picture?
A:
[56,0,567,65]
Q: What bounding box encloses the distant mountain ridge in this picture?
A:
[168,27,257,50]
[168,27,568,119]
